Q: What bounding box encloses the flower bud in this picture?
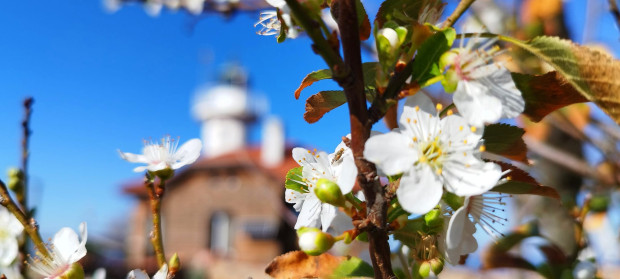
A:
[58,263,85,279]
[314,178,345,207]
[439,50,459,71]
[424,208,443,230]
[169,253,181,274]
[7,168,24,194]
[430,257,444,275]
[441,69,459,93]
[417,261,431,278]
[378,28,399,50]
[297,227,335,256]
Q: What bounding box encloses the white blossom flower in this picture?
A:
[446,36,525,127]
[286,139,357,231]
[119,136,202,173]
[441,193,508,263]
[254,0,298,38]
[364,93,502,214]
[29,223,88,278]
[0,206,23,266]
[573,261,596,279]
[127,264,168,279]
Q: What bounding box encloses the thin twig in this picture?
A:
[396,245,413,279]
[0,179,50,259]
[443,0,477,28]
[19,97,33,275]
[145,174,167,268]
[523,136,601,181]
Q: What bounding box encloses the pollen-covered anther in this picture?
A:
[459,126,463,131]
[470,126,477,132]
[436,103,443,111]
[415,106,420,112]
[479,145,486,152]
[447,110,453,116]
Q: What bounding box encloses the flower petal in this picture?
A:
[153,264,169,279]
[295,196,321,230]
[53,222,87,264]
[443,157,502,196]
[0,237,18,266]
[453,80,503,127]
[403,92,437,115]
[335,155,357,194]
[397,166,443,214]
[446,204,468,250]
[293,147,316,165]
[364,132,417,176]
[171,138,202,169]
[127,269,151,279]
[118,150,148,164]
[479,67,524,119]
[319,204,337,232]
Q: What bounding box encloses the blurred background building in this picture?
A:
[122,63,298,278]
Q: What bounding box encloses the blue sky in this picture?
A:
[0,0,618,248]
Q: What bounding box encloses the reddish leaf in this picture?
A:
[491,162,561,200]
[304,91,347,123]
[483,123,528,163]
[295,69,333,99]
[265,251,345,279]
[512,71,588,122]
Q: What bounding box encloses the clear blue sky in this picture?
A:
[0,0,617,245]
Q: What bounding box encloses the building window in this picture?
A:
[209,211,231,256]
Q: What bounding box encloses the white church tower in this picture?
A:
[192,63,255,158]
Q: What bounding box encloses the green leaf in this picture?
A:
[285,166,306,192]
[330,257,374,279]
[501,35,620,124]
[490,161,560,200]
[482,123,527,163]
[375,0,424,28]
[412,28,456,85]
[356,0,371,41]
[295,69,333,99]
[512,71,588,122]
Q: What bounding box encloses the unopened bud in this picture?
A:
[58,262,85,279]
[7,168,24,194]
[378,28,399,49]
[430,257,444,275]
[314,179,345,207]
[439,50,459,71]
[417,261,431,278]
[169,253,181,274]
[424,209,443,230]
[297,227,335,256]
[441,69,459,93]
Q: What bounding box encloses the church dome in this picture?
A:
[192,84,249,120]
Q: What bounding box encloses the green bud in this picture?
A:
[58,263,85,279]
[169,253,181,274]
[151,168,174,181]
[355,231,368,242]
[438,50,459,71]
[430,258,444,275]
[441,69,459,93]
[424,209,443,229]
[7,168,24,194]
[314,179,345,207]
[297,227,335,256]
[417,261,431,278]
[588,195,609,212]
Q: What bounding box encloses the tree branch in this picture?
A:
[609,0,620,34]
[443,0,477,28]
[335,0,395,277]
[145,174,167,268]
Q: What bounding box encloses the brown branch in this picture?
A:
[145,174,167,268]
[442,0,477,28]
[609,0,620,33]
[18,97,33,275]
[335,0,395,277]
[0,179,50,259]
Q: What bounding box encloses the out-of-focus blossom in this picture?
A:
[0,206,23,266]
[127,264,168,279]
[119,136,202,173]
[29,223,88,279]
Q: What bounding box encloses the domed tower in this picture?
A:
[192,63,255,158]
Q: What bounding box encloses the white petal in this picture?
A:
[133,166,149,173]
[335,155,357,194]
[320,204,337,232]
[53,223,87,264]
[118,150,148,164]
[364,132,417,176]
[153,264,169,279]
[443,158,502,196]
[127,269,151,279]
[92,268,107,279]
[285,189,304,207]
[145,162,168,172]
[295,196,321,230]
[292,147,315,165]
[265,0,286,8]
[480,67,525,119]
[0,237,18,266]
[396,166,443,214]
[446,204,468,250]
[453,80,503,127]
[171,138,202,169]
[403,93,437,115]
[327,210,354,236]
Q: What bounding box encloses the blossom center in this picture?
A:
[418,137,444,174]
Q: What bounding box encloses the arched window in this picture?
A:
[209,211,231,256]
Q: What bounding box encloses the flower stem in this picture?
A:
[0,179,51,259]
[145,174,167,268]
[419,75,444,88]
